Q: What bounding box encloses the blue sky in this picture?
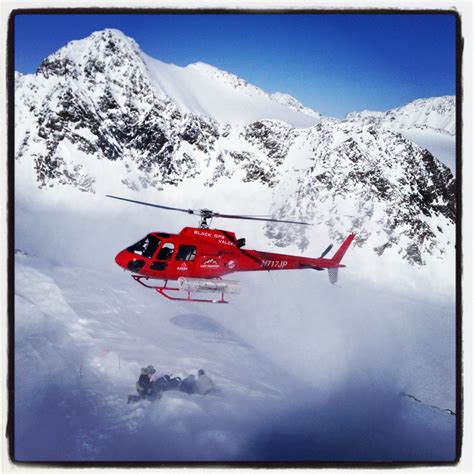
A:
[14,13,456,117]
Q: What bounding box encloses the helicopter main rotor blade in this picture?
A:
[214,213,313,226]
[106,195,195,215]
[106,195,312,225]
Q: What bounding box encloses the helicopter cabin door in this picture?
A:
[173,244,197,276]
[150,242,175,272]
[150,241,197,277]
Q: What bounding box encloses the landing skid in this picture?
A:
[131,275,228,304]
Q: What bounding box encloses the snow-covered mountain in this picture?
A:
[345,96,455,135]
[344,97,456,173]
[15,28,456,266]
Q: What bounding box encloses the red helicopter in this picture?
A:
[107,195,355,304]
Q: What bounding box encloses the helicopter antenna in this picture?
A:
[106,195,313,228]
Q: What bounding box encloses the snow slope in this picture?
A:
[13,186,456,462]
[385,97,455,134]
[143,56,320,127]
[399,128,456,174]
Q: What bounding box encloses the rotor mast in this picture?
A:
[198,209,214,229]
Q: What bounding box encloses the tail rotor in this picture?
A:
[320,243,333,258]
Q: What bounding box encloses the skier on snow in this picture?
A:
[128,365,159,403]
[178,374,196,394]
[195,369,215,395]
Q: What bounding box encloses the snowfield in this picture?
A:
[143,55,320,128]
[399,128,456,174]
[13,186,456,462]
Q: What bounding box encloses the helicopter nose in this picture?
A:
[115,250,146,273]
[115,250,129,269]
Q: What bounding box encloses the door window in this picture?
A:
[150,261,168,271]
[176,245,197,261]
[156,242,175,260]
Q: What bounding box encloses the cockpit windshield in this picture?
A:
[127,235,161,259]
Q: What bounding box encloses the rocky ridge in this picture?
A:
[344,96,455,135]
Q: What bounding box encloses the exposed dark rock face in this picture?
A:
[265,124,455,263]
[244,121,292,165]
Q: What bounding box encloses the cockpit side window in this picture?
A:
[127,235,161,259]
[176,245,197,261]
[156,242,175,260]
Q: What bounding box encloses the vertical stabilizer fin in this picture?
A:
[327,233,355,285]
[331,233,355,264]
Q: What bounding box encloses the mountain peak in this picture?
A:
[32,28,321,127]
[36,28,142,79]
[90,28,132,41]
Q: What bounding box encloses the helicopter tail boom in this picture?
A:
[246,233,354,276]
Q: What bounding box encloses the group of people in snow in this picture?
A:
[127,365,215,403]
